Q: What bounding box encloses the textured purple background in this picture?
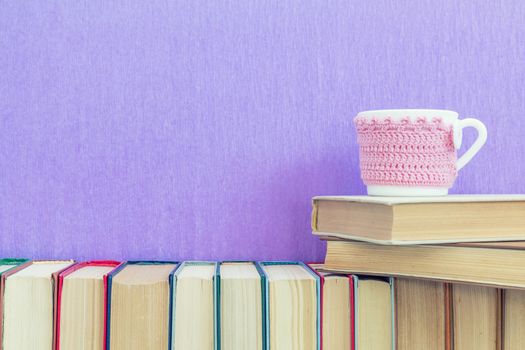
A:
[1,1,524,261]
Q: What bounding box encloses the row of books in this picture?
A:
[3,257,519,350]
[0,259,374,350]
[312,194,525,349]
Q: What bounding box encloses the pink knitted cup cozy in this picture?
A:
[354,116,458,187]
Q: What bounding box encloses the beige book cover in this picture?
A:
[312,194,525,245]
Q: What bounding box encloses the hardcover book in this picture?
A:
[56,261,120,350]
[323,239,525,288]
[312,195,525,245]
[172,261,218,350]
[258,262,320,350]
[2,260,74,350]
[452,284,500,349]
[105,261,178,350]
[395,278,450,350]
[0,259,30,350]
[219,262,265,350]
[503,289,525,348]
[309,264,354,350]
[353,276,394,350]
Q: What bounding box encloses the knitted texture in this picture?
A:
[354,116,457,187]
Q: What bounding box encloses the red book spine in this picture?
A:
[349,276,355,350]
[307,263,355,350]
[55,261,120,350]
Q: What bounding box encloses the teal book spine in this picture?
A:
[254,262,267,350]
[105,261,179,350]
[257,261,321,350]
[0,258,31,295]
[215,262,220,350]
[352,276,395,350]
[171,261,219,350]
[219,261,266,350]
[389,277,395,350]
[0,258,29,266]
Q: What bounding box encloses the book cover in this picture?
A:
[312,195,525,245]
[451,284,501,349]
[394,278,451,350]
[503,288,525,348]
[50,261,77,350]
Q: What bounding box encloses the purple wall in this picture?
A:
[1,1,524,261]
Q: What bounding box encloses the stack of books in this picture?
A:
[312,194,525,349]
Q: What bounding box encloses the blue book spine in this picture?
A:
[105,261,179,350]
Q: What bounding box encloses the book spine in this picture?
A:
[497,289,503,350]
[0,258,29,266]
[256,262,271,350]
[348,276,355,350]
[104,262,128,350]
[306,263,324,350]
[127,260,178,265]
[253,262,267,350]
[311,199,319,231]
[389,277,395,350]
[55,263,78,350]
[305,263,321,350]
[168,263,182,350]
[352,276,359,350]
[214,262,220,350]
[445,283,452,350]
[52,261,76,350]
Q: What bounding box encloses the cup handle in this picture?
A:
[455,118,487,170]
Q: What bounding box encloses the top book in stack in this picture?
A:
[312,195,525,245]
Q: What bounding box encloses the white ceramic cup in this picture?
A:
[355,109,487,196]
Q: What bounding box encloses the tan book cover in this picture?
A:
[503,289,525,348]
[324,239,525,288]
[355,277,393,350]
[395,279,450,350]
[260,263,318,350]
[452,285,501,350]
[312,195,525,245]
[108,262,177,350]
